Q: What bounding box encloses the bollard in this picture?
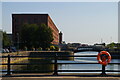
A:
[6,54,11,75]
[53,53,58,76]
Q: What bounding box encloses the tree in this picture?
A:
[2,31,11,48]
[37,24,53,49]
[106,42,115,49]
[20,23,53,50]
[20,24,39,49]
[0,30,2,50]
[107,42,120,50]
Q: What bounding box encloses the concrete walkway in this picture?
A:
[1,73,120,80]
[2,77,120,80]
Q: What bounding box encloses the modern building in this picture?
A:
[12,14,59,45]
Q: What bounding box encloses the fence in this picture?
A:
[1,53,120,76]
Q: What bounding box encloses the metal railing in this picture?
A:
[1,54,120,76]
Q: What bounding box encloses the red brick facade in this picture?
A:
[12,14,59,45]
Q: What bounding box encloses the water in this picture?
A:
[2,51,120,74]
[58,51,120,74]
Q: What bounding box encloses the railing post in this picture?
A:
[6,54,11,76]
[53,53,58,76]
[101,65,106,76]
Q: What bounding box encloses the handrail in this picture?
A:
[1,54,120,76]
[1,55,119,58]
[1,55,97,58]
[1,62,120,65]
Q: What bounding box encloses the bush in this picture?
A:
[45,48,50,51]
[50,46,55,51]
[38,47,42,51]
[54,46,59,51]
[50,45,59,51]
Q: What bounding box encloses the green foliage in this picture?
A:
[54,46,59,51]
[107,42,120,49]
[50,45,55,50]
[45,48,50,51]
[106,42,115,49]
[0,31,2,50]
[50,45,59,51]
[2,31,11,48]
[38,47,42,51]
[20,23,53,50]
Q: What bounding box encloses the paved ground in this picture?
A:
[1,77,120,80]
[1,73,120,80]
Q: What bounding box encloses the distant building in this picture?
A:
[66,43,81,51]
[67,43,81,48]
[12,14,59,45]
[80,44,88,47]
[94,43,105,47]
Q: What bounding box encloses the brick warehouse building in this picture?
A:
[12,14,59,45]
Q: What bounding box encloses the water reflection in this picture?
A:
[58,51,120,74]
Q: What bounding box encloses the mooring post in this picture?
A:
[53,53,58,76]
[101,65,106,76]
[6,54,11,75]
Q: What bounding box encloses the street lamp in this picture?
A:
[17,33,19,53]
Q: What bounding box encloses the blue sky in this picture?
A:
[0,2,2,30]
[2,2,118,44]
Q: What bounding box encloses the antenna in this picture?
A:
[110,37,112,43]
[101,38,103,43]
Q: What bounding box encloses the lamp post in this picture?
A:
[17,33,19,53]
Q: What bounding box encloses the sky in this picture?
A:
[1,2,118,44]
[0,2,2,30]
